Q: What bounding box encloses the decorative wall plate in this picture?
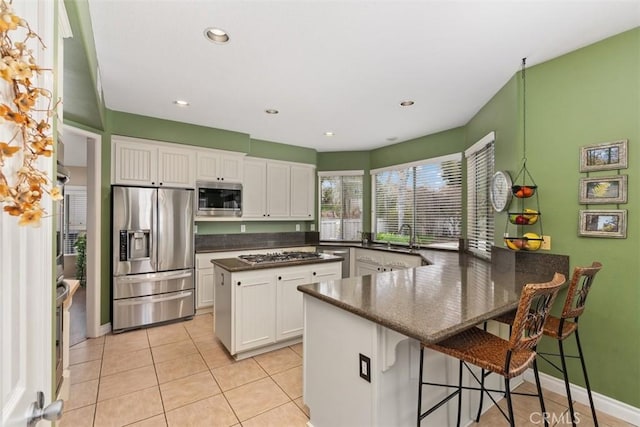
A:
[490,171,513,212]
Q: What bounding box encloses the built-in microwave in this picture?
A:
[196,181,242,217]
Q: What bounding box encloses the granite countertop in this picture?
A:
[297,252,562,344]
[211,253,344,272]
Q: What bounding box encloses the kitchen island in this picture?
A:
[211,252,343,360]
[298,249,568,426]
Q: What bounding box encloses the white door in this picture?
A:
[1,1,56,426]
[276,268,310,341]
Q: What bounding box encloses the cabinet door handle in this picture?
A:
[237,281,241,286]
[278,276,282,280]
[221,273,224,286]
[221,177,224,181]
[312,272,316,276]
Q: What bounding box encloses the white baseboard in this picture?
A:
[524,369,640,426]
[98,322,112,336]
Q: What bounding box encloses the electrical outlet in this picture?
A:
[296,224,300,231]
[359,353,371,382]
[540,235,551,250]
[310,224,315,231]
[241,224,246,233]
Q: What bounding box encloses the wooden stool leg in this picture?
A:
[575,330,599,427]
[558,339,577,427]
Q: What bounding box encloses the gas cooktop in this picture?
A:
[237,251,322,265]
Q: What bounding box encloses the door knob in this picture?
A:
[27,391,64,427]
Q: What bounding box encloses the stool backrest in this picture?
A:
[560,262,602,320]
[509,272,566,352]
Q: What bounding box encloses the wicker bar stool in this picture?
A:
[482,262,602,427]
[417,272,565,427]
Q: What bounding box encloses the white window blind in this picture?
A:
[64,186,87,254]
[319,172,363,241]
[372,154,462,249]
[466,133,495,259]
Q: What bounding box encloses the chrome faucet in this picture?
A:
[398,224,415,249]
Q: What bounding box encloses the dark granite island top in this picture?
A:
[298,251,567,344]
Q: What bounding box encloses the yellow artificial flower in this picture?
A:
[4,204,22,216]
[0,142,20,157]
[50,186,62,201]
[15,92,36,112]
[10,60,32,81]
[18,207,43,227]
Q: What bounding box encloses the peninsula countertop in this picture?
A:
[297,251,566,344]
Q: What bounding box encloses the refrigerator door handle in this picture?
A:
[117,290,193,305]
[116,270,193,283]
[151,189,159,271]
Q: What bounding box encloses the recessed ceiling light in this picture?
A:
[204,27,230,44]
[387,137,398,142]
[173,100,189,106]
[324,132,335,137]
[400,100,415,107]
[265,109,279,114]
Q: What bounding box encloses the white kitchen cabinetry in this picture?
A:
[214,261,341,359]
[195,149,244,183]
[266,162,290,218]
[242,158,268,218]
[353,248,423,277]
[276,263,341,342]
[242,157,315,220]
[195,254,214,311]
[112,136,195,188]
[290,164,315,219]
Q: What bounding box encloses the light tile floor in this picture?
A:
[61,313,632,427]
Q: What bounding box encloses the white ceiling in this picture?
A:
[87,1,639,152]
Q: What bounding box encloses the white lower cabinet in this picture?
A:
[353,248,423,277]
[214,261,341,359]
[195,254,214,310]
[234,270,278,353]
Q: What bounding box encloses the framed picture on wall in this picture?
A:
[580,139,628,172]
[579,175,627,204]
[579,209,627,238]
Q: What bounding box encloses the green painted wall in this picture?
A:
[467,28,639,406]
[249,138,317,164]
[370,127,467,170]
[107,110,250,152]
[521,28,639,406]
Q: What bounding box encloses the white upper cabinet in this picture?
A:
[196,149,244,183]
[242,157,315,220]
[266,162,291,218]
[112,136,194,188]
[290,164,315,219]
[242,158,268,218]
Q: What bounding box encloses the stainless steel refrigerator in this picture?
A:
[112,185,195,332]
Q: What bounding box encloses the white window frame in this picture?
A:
[318,170,364,241]
[370,153,462,250]
[465,131,496,259]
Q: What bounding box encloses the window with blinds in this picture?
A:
[466,133,495,259]
[64,186,87,254]
[371,153,462,249]
[318,171,363,241]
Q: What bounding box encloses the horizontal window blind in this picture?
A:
[319,173,363,241]
[372,154,462,248]
[64,187,87,254]
[466,137,495,259]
